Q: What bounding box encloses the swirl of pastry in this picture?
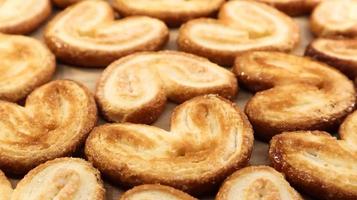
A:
[177,0,299,66]
[44,0,169,67]
[311,0,357,38]
[52,0,82,8]
[0,170,12,200]
[233,51,356,141]
[216,166,303,200]
[305,38,357,79]
[85,95,254,194]
[0,0,51,34]
[249,0,321,16]
[112,0,225,26]
[0,80,97,174]
[96,51,237,124]
[119,185,197,200]
[11,157,105,200]
[269,109,357,200]
[0,34,55,102]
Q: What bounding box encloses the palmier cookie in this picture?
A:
[269,109,357,200]
[233,51,356,141]
[0,0,51,34]
[44,0,169,67]
[12,157,105,200]
[52,0,82,8]
[0,80,97,174]
[250,0,320,16]
[305,38,357,79]
[0,170,12,200]
[0,34,55,102]
[311,0,357,38]
[96,51,237,124]
[119,185,197,200]
[112,0,225,27]
[216,166,302,200]
[85,95,254,194]
[177,0,299,66]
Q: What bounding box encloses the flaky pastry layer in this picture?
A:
[52,0,82,7]
[0,170,12,200]
[250,0,321,16]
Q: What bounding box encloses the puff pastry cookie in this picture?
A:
[178,0,299,66]
[52,0,82,7]
[0,0,51,34]
[0,80,97,174]
[0,34,55,102]
[44,0,169,67]
[250,0,321,16]
[270,109,357,200]
[11,157,105,200]
[233,51,356,140]
[311,0,357,38]
[119,185,197,200]
[216,166,302,200]
[85,95,254,194]
[306,38,357,79]
[96,51,237,124]
[113,0,225,26]
[0,170,12,200]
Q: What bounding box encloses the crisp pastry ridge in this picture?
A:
[85,95,254,194]
[95,51,238,124]
[11,157,105,200]
[52,0,82,7]
[249,0,321,16]
[216,166,303,200]
[112,0,225,26]
[305,38,357,79]
[44,0,169,67]
[0,34,55,102]
[119,184,197,200]
[311,0,357,38]
[0,0,51,34]
[233,51,356,141]
[177,0,299,66]
[0,80,97,174]
[0,170,12,200]
[269,110,357,200]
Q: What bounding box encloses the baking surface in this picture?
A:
[9,13,313,199]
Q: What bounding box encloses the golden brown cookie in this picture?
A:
[233,51,356,141]
[305,38,357,79]
[12,157,105,200]
[85,95,254,194]
[177,0,299,66]
[119,185,197,200]
[44,0,169,67]
[0,0,51,34]
[52,0,82,7]
[0,34,55,102]
[311,0,357,38]
[216,166,303,200]
[112,0,225,26]
[0,80,97,174]
[96,51,237,124]
[0,170,12,200]
[250,0,321,16]
[269,109,357,200]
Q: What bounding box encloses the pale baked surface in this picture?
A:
[216,166,303,200]
[95,51,237,124]
[0,170,12,200]
[250,0,321,16]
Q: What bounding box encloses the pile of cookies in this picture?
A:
[0,0,356,199]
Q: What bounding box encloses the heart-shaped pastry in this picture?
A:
[216,166,303,200]
[177,0,299,66]
[233,51,356,141]
[250,0,321,16]
[0,170,11,200]
[0,34,55,102]
[52,0,81,7]
[311,0,357,38]
[0,0,51,34]
[112,0,225,26]
[85,95,254,194]
[0,80,97,174]
[95,51,237,124]
[44,0,169,67]
[11,157,105,200]
[119,185,197,200]
[306,38,357,79]
[269,110,357,200]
